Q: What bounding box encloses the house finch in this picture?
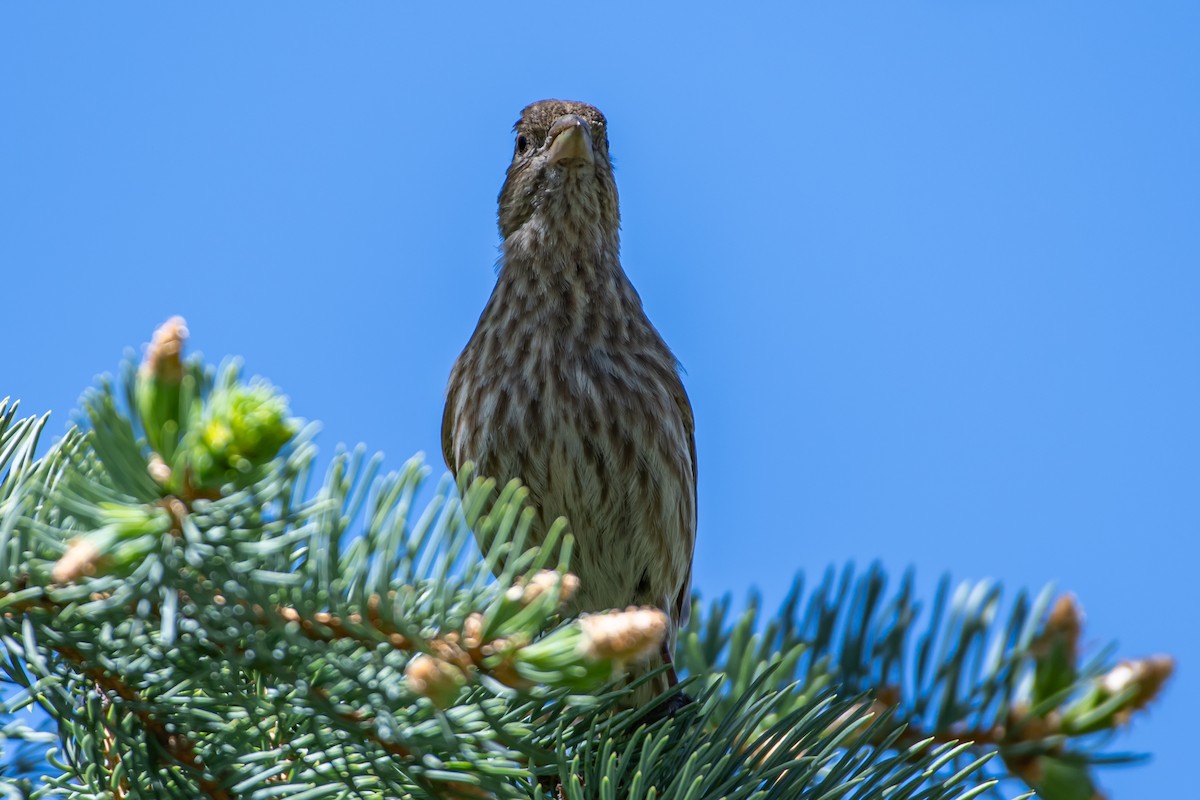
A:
[442,100,696,709]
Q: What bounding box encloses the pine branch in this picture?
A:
[679,567,1172,798]
[0,399,50,505]
[0,320,1174,800]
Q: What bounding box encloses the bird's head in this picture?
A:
[498,100,619,250]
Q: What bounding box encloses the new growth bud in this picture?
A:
[137,317,190,466]
[188,377,297,492]
[505,570,579,607]
[140,317,188,384]
[578,607,667,664]
[1101,655,1175,726]
[1033,593,1085,704]
[147,453,172,485]
[50,503,174,584]
[405,654,468,709]
[507,607,668,692]
[51,539,103,583]
[1042,594,1084,663]
[1063,653,1176,734]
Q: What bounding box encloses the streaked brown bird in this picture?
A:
[442,100,696,708]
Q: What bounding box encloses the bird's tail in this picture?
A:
[619,639,689,716]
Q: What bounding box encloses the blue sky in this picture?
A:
[2,2,1196,795]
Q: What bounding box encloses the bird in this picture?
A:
[442,100,696,710]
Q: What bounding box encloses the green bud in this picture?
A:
[513,608,667,692]
[188,376,296,491]
[1032,594,1083,705]
[136,317,189,465]
[513,624,615,691]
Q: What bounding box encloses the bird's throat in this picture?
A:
[503,209,620,283]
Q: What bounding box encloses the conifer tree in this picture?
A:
[0,320,1172,799]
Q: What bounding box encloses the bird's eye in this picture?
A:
[515,135,528,155]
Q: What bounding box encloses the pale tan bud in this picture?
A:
[1047,594,1083,642]
[429,637,472,671]
[1103,655,1175,725]
[505,570,580,607]
[52,539,103,583]
[404,654,467,708]
[462,613,485,650]
[163,497,188,529]
[577,607,667,663]
[1101,662,1136,695]
[147,453,172,485]
[1034,593,1084,661]
[140,316,188,382]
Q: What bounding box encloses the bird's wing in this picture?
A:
[673,381,698,631]
[441,375,460,476]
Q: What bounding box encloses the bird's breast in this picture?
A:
[456,318,683,485]
[446,268,695,612]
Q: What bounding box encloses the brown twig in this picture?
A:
[273,598,412,651]
[309,686,413,758]
[55,644,231,800]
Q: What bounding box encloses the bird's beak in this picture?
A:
[547,115,595,167]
